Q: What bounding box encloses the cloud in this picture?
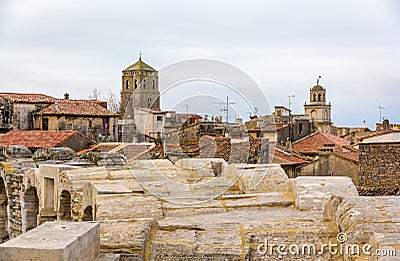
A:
[0,0,399,128]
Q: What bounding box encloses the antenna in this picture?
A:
[183,104,189,119]
[214,96,235,123]
[287,95,295,110]
[378,106,387,123]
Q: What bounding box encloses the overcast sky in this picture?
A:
[0,0,399,128]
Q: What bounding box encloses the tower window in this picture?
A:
[148,98,152,108]
[318,94,321,102]
[143,79,146,89]
[313,94,316,102]
[126,79,129,90]
[152,80,155,89]
[134,79,138,89]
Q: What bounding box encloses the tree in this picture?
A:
[88,89,102,100]
[107,90,121,113]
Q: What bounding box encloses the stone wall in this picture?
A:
[359,142,400,195]
[297,151,359,185]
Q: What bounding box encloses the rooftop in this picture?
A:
[38,99,118,117]
[0,130,91,149]
[0,92,56,103]
[123,57,156,72]
[359,131,400,144]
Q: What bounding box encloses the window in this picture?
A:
[126,79,129,90]
[44,177,54,209]
[157,116,163,121]
[276,109,281,117]
[143,79,146,89]
[102,118,110,134]
[152,80,155,89]
[134,79,138,89]
[147,98,152,108]
[318,94,321,102]
[298,123,303,135]
[313,94,316,102]
[42,118,49,130]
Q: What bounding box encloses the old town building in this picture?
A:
[0,93,55,133]
[35,96,119,142]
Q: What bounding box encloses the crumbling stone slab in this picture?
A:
[96,194,163,220]
[100,219,153,260]
[288,176,358,211]
[0,221,100,261]
[369,233,400,261]
[239,164,288,193]
[324,196,400,244]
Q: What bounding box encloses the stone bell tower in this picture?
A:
[304,76,332,133]
[120,55,160,116]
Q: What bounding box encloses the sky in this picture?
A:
[0,0,399,128]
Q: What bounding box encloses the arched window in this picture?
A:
[82,206,93,221]
[313,94,316,102]
[125,79,129,90]
[318,94,321,102]
[134,79,138,89]
[152,80,155,89]
[148,98,152,108]
[58,190,72,221]
[23,187,39,232]
[0,177,9,242]
[143,79,146,89]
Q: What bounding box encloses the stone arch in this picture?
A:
[0,176,9,242]
[22,187,39,232]
[58,190,72,221]
[82,206,93,221]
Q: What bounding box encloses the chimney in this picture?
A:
[383,119,390,131]
[64,93,70,100]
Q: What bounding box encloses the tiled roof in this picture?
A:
[292,131,359,163]
[38,99,118,117]
[292,132,350,154]
[270,147,309,166]
[358,130,400,143]
[0,130,89,149]
[245,118,260,131]
[0,93,55,103]
[123,58,156,72]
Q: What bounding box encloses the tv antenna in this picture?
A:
[378,106,387,123]
[214,96,235,123]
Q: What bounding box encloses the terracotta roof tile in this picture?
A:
[38,99,118,117]
[0,130,90,149]
[292,132,350,154]
[245,118,260,131]
[0,93,56,103]
[270,147,309,165]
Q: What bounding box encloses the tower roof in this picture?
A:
[311,84,325,91]
[123,57,156,72]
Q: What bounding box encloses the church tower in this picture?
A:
[304,77,332,133]
[120,55,160,116]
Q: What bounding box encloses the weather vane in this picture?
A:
[317,75,322,85]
